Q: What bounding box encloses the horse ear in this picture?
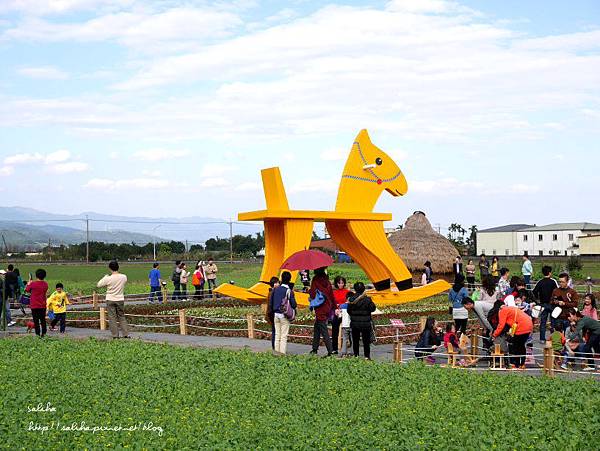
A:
[355,129,371,145]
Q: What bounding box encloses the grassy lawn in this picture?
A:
[11,258,599,297]
[1,337,598,450]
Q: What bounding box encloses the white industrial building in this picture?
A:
[477,223,600,257]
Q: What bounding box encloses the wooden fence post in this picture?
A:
[543,342,554,377]
[393,341,403,363]
[447,342,458,367]
[161,286,168,304]
[92,291,98,309]
[246,313,255,339]
[419,316,427,332]
[99,307,106,331]
[491,343,504,370]
[179,309,187,335]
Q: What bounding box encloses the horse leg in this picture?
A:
[326,220,393,290]
[347,221,413,291]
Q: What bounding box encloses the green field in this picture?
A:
[11,263,372,296]
[12,258,600,297]
[2,337,599,450]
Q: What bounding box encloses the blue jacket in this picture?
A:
[449,287,469,309]
[269,284,297,313]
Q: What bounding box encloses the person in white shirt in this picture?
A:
[97,261,129,339]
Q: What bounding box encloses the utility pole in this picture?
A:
[48,237,52,263]
[86,215,90,264]
[229,219,233,263]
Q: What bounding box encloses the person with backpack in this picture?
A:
[269,271,296,355]
[266,276,280,351]
[308,267,335,357]
[192,264,206,300]
[171,260,182,301]
[347,282,377,360]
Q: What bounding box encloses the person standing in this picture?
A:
[423,261,433,284]
[309,267,335,356]
[492,305,533,369]
[46,283,70,333]
[266,276,280,350]
[332,276,351,355]
[465,259,476,292]
[3,264,18,326]
[347,282,376,360]
[148,263,163,304]
[192,263,206,300]
[448,274,469,335]
[498,268,511,297]
[171,260,182,301]
[521,255,533,290]
[532,266,559,342]
[550,273,579,332]
[582,294,598,320]
[269,271,296,355]
[478,254,489,280]
[97,261,130,339]
[453,256,463,282]
[25,269,49,337]
[299,269,311,292]
[205,258,218,295]
[491,257,499,285]
[179,263,190,301]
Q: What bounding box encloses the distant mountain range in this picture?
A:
[0,207,263,250]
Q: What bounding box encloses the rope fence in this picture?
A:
[9,309,600,378]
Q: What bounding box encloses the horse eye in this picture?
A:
[375,157,383,166]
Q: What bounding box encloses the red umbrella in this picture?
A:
[281,249,334,271]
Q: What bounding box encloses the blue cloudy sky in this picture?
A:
[0,0,599,233]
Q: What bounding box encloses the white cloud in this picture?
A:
[411,178,484,194]
[133,149,191,161]
[3,7,242,53]
[142,169,161,177]
[4,153,44,165]
[234,182,260,192]
[200,164,237,178]
[0,166,14,176]
[84,178,170,190]
[199,177,229,188]
[509,184,540,194]
[45,149,71,163]
[18,65,69,80]
[289,179,337,194]
[46,161,89,174]
[320,147,347,161]
[0,0,133,16]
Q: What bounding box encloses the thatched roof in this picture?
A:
[388,211,459,274]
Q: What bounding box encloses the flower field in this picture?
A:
[2,337,599,450]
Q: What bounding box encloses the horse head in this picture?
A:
[335,129,408,212]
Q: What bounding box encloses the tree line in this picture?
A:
[28,233,267,261]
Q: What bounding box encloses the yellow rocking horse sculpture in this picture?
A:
[215,129,451,306]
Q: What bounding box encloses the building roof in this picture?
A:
[521,223,600,232]
[478,224,533,233]
[579,234,600,239]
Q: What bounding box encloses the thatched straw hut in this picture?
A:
[388,211,459,274]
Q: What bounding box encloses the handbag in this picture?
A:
[370,320,377,345]
[309,290,325,309]
[508,309,518,337]
[19,292,31,306]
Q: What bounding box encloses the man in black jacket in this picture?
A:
[533,265,559,342]
[453,256,463,282]
[347,282,376,359]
